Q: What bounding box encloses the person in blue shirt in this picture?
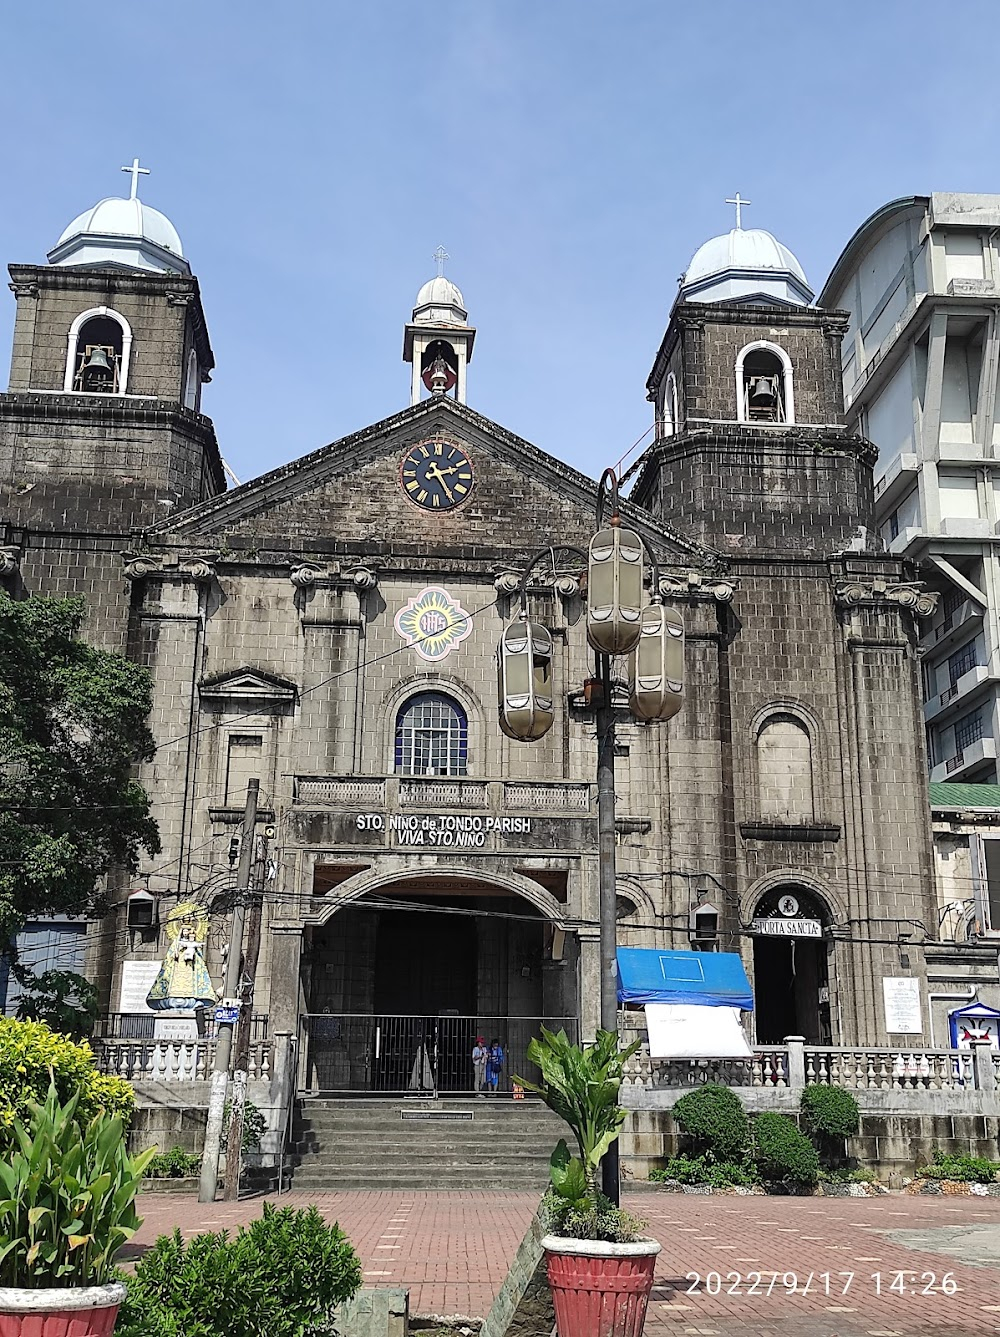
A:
[486,1037,504,1094]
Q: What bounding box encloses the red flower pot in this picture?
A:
[542,1235,661,1337]
[0,1283,125,1337]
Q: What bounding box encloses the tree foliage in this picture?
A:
[0,594,160,944]
[671,1083,751,1162]
[14,968,100,1039]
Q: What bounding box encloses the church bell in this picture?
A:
[84,346,112,373]
[749,375,778,406]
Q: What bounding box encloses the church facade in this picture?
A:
[2,176,994,1085]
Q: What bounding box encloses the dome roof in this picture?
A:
[47,195,190,274]
[680,228,813,307]
[414,275,465,311]
[686,228,807,285]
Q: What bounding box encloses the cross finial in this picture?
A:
[725,192,751,230]
[432,244,449,277]
[121,157,151,201]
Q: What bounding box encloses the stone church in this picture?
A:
[1,172,990,1092]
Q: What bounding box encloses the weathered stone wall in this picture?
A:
[622,1101,1000,1180]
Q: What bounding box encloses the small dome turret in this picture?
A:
[679,196,812,307]
[47,159,190,275]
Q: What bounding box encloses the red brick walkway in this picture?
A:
[130,1188,1000,1332]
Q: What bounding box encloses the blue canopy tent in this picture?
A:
[617,948,753,1009]
[617,948,754,1058]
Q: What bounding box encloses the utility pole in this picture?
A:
[199,778,259,1204]
[595,652,620,1205]
[223,825,269,1201]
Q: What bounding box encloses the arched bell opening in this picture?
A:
[420,339,459,396]
[72,314,125,393]
[750,885,832,1044]
[301,869,578,1094]
[735,340,795,424]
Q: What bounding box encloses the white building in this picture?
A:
[820,194,1000,785]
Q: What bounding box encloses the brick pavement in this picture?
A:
[129,1188,1000,1333]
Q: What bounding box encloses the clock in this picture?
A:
[400,440,473,511]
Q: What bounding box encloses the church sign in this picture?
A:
[356,812,532,848]
[749,917,822,938]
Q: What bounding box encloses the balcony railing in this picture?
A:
[294,774,594,814]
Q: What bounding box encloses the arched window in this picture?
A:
[394,692,468,776]
[184,348,199,410]
[757,714,813,821]
[735,341,795,424]
[64,307,133,395]
[659,373,679,438]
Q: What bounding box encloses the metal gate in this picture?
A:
[299,1014,578,1095]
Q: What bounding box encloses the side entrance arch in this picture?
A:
[749,884,832,1044]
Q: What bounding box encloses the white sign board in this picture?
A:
[750,917,822,938]
[883,976,922,1034]
[117,960,162,1015]
[153,1018,198,1041]
[645,1004,753,1059]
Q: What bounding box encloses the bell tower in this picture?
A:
[0,163,224,647]
[403,247,476,405]
[633,202,873,556]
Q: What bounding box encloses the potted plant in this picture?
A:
[516,1028,660,1337]
[0,1082,155,1336]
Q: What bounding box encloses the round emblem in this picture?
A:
[778,894,799,918]
[400,440,473,511]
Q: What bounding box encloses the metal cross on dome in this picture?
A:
[121,157,151,200]
[432,244,449,277]
[725,192,751,230]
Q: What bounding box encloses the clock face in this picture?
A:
[400,440,474,511]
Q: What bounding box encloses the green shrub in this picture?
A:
[918,1150,1000,1183]
[801,1084,860,1140]
[671,1084,750,1162]
[753,1112,820,1186]
[117,1203,363,1337]
[222,1098,266,1154]
[650,1155,758,1188]
[144,1147,202,1179]
[0,1082,154,1287]
[818,1167,877,1184]
[0,1016,134,1145]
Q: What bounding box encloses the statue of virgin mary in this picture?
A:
[146,901,217,1011]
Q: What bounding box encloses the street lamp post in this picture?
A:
[498,470,684,1206]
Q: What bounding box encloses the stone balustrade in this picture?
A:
[92,1036,273,1083]
[619,1032,995,1098]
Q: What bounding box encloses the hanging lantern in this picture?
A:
[498,619,555,740]
[628,602,684,722]
[586,524,644,656]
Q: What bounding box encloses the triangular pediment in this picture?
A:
[198,667,297,706]
[147,398,714,569]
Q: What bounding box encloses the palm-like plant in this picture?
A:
[0,1081,155,1287]
[515,1027,641,1211]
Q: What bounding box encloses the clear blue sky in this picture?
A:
[1,1,997,486]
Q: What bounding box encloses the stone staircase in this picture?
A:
[289,1097,566,1191]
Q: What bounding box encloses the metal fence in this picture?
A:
[299,1014,578,1095]
[93,1012,269,1041]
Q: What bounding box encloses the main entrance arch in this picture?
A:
[301,867,577,1094]
[749,884,832,1045]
